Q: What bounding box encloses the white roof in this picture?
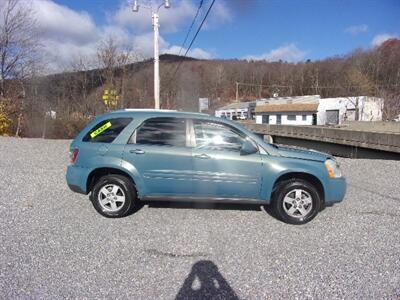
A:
[256,95,320,105]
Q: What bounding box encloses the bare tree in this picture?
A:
[344,68,376,120]
[96,37,137,109]
[0,0,39,96]
[0,0,40,136]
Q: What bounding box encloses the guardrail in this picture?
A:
[243,123,400,154]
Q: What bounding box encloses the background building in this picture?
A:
[317,96,384,125]
[245,95,384,126]
[255,103,319,125]
[215,101,256,120]
[254,95,320,125]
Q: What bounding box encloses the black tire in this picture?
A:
[272,179,321,225]
[91,174,137,218]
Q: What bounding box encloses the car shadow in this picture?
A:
[145,201,263,212]
[175,260,239,300]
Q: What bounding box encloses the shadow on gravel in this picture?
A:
[176,260,239,300]
[146,201,262,211]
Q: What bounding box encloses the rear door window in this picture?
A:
[134,117,186,147]
[83,118,132,143]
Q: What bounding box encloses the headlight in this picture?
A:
[325,159,342,178]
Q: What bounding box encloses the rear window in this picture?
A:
[135,117,186,147]
[82,118,132,143]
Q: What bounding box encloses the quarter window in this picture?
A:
[193,121,245,152]
[83,118,132,143]
[135,117,186,147]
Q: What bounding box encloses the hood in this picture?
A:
[274,145,331,162]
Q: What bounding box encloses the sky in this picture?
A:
[23,0,400,71]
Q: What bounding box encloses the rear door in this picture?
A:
[123,117,192,196]
[79,117,133,166]
[190,119,263,199]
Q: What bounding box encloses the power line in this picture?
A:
[171,0,216,79]
[181,0,213,58]
[178,0,204,56]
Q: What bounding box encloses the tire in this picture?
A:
[91,174,137,218]
[272,179,321,225]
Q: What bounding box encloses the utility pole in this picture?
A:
[235,81,239,102]
[153,13,160,110]
[133,0,170,109]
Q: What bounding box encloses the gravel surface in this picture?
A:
[0,137,399,299]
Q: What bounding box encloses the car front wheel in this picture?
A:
[272,179,321,225]
[91,174,137,218]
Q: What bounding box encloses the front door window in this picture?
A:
[193,121,245,152]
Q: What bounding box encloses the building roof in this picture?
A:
[216,101,255,110]
[215,95,321,111]
[255,103,319,113]
[256,95,320,106]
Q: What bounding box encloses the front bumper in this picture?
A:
[66,165,91,195]
[325,177,347,204]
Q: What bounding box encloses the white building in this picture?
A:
[317,96,383,125]
[255,103,319,125]
[255,95,320,125]
[215,101,256,120]
[253,95,383,125]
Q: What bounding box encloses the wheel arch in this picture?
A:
[271,172,325,204]
[87,167,137,195]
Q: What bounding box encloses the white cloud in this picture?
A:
[371,33,399,47]
[164,45,213,59]
[113,0,232,33]
[132,33,213,60]
[344,24,368,35]
[29,0,225,72]
[244,44,307,62]
[113,0,196,33]
[33,0,99,44]
[28,0,99,72]
[203,0,233,29]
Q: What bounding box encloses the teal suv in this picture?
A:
[66,109,346,224]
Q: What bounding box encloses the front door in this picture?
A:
[123,117,192,196]
[190,119,263,199]
[277,114,282,125]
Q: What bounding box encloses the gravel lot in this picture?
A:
[1,137,399,299]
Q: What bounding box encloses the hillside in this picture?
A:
[4,40,400,138]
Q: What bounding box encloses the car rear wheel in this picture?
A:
[272,179,321,225]
[91,174,137,218]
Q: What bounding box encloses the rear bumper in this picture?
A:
[66,165,90,194]
[325,177,347,204]
[68,183,86,194]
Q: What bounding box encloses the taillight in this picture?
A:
[70,148,79,164]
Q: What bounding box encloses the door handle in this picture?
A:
[194,153,210,159]
[130,149,145,155]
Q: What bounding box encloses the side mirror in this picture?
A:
[240,139,258,155]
